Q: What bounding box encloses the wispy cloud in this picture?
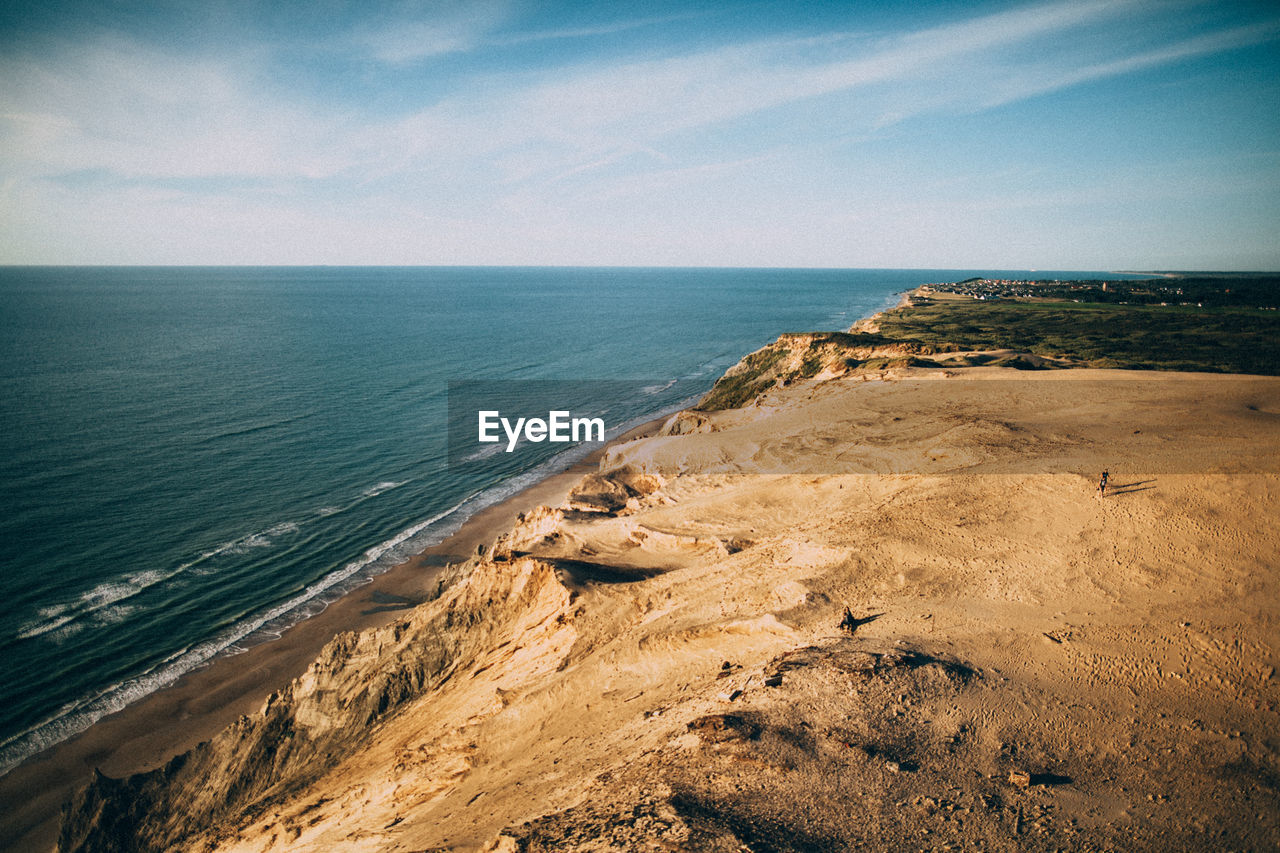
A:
[975,18,1280,110]
[350,5,700,64]
[358,0,1221,186]
[492,10,711,47]
[2,0,1277,265]
[353,0,514,63]
[7,0,1272,187]
[0,36,353,183]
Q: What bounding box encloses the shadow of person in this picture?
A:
[839,609,882,634]
[1109,478,1157,496]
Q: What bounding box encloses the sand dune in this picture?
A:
[59,367,1280,851]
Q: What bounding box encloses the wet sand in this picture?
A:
[0,420,663,853]
[30,366,1280,851]
[57,365,1279,852]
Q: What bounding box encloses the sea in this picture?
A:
[0,265,1133,774]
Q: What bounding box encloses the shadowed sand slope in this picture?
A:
[59,369,1280,852]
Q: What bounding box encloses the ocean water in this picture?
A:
[0,265,1128,773]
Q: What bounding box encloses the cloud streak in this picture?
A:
[5,0,1268,185]
[353,0,514,63]
[1,0,1277,265]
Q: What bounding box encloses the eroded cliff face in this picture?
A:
[56,369,1280,852]
[58,551,573,853]
[693,331,950,411]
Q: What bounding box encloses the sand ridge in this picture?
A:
[55,366,1280,851]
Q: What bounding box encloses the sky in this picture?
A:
[1,0,1278,269]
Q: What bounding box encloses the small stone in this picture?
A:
[885,761,900,773]
[764,674,783,687]
[1009,770,1031,788]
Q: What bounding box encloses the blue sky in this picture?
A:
[2,0,1278,268]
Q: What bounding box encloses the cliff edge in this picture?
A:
[58,348,1280,851]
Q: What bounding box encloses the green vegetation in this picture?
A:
[876,299,1280,375]
[696,347,787,411]
[798,341,826,378]
[695,274,1280,411]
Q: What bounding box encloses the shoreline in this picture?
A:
[1,278,909,850]
[0,416,667,852]
[33,274,1280,850]
[50,364,1280,851]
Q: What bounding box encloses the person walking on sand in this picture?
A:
[1098,469,1109,497]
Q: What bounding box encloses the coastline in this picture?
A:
[49,363,1280,852]
[0,267,913,814]
[28,273,1280,851]
[0,275,911,851]
[0,415,667,852]
[34,275,1280,851]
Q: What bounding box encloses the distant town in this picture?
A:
[924,274,1279,310]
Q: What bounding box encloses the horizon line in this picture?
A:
[2,264,1275,274]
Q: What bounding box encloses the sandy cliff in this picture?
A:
[58,358,1280,851]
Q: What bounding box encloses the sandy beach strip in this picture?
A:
[0,417,666,852]
[31,361,1280,851]
[23,279,1280,851]
[52,364,1278,852]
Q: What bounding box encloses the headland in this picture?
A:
[16,274,1280,851]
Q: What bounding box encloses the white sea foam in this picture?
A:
[46,620,86,642]
[79,581,138,609]
[314,481,411,520]
[94,603,138,626]
[20,612,76,640]
[231,534,272,552]
[0,491,481,777]
[362,480,405,498]
[0,645,194,776]
[640,379,677,395]
[17,577,159,640]
[14,520,304,642]
[125,569,166,587]
[215,520,303,555]
[462,442,505,462]
[0,399,697,777]
[682,353,736,380]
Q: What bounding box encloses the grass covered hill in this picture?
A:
[696,275,1280,411]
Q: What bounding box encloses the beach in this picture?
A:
[0,419,665,852]
[0,265,919,849]
[8,0,1280,846]
[0,266,920,788]
[8,273,1280,850]
[44,349,1280,851]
